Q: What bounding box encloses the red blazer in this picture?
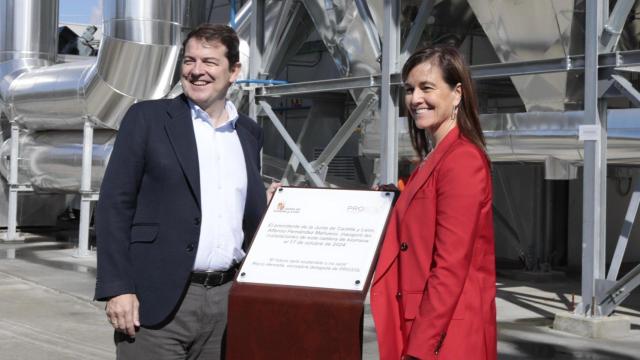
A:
[371,127,496,360]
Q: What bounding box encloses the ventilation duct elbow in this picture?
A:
[9,0,184,130]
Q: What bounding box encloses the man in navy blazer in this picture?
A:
[95,24,270,359]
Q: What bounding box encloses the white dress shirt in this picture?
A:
[189,100,247,271]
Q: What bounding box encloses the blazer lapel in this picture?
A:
[395,126,461,221]
[164,95,201,209]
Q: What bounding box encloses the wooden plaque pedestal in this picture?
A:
[227,283,367,360]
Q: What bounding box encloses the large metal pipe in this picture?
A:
[0,0,290,192]
[7,108,640,193]
[484,109,640,164]
[0,131,116,192]
[8,0,183,130]
[0,0,58,115]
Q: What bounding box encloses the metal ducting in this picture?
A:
[0,131,116,192]
[1,0,300,191]
[8,0,184,130]
[0,0,58,116]
[301,0,382,83]
[468,0,577,111]
[0,0,189,191]
[5,0,640,193]
[484,109,640,164]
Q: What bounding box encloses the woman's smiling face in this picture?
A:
[404,61,461,134]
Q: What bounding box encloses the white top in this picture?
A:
[189,100,248,271]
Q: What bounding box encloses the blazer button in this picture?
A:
[396,291,402,299]
[400,242,409,251]
[186,243,195,252]
[193,217,201,225]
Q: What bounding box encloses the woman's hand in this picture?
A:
[373,183,400,204]
[266,181,282,204]
[373,183,400,192]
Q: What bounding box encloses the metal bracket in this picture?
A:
[599,264,640,316]
[80,191,99,202]
[9,184,33,192]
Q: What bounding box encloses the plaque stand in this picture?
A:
[227,282,369,360]
[226,187,395,359]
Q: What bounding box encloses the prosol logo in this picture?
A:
[346,205,365,213]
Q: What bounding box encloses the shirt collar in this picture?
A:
[188,99,239,129]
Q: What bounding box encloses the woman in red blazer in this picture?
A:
[371,46,496,360]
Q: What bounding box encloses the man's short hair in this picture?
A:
[182,24,240,69]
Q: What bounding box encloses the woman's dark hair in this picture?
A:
[182,23,240,70]
[401,46,485,159]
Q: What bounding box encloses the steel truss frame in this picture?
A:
[249,0,640,318]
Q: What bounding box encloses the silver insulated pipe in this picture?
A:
[0,0,58,116]
[484,109,640,164]
[0,131,116,192]
[0,0,187,192]
[8,0,183,130]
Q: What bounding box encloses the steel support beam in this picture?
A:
[311,91,377,176]
[578,0,607,317]
[595,70,640,316]
[75,117,95,257]
[607,177,640,282]
[254,50,640,97]
[5,120,22,241]
[472,50,640,79]
[600,0,634,52]
[259,100,325,187]
[249,0,264,77]
[281,111,312,186]
[399,0,434,65]
[256,74,399,97]
[249,0,265,120]
[379,0,400,184]
[261,0,298,77]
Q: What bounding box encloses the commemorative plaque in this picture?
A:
[236,187,395,291]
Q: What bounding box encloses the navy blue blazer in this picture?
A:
[94,94,267,326]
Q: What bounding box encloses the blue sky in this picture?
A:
[59,0,102,25]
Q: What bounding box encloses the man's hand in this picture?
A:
[106,293,140,336]
[266,181,282,204]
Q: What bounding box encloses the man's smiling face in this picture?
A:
[180,38,241,112]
